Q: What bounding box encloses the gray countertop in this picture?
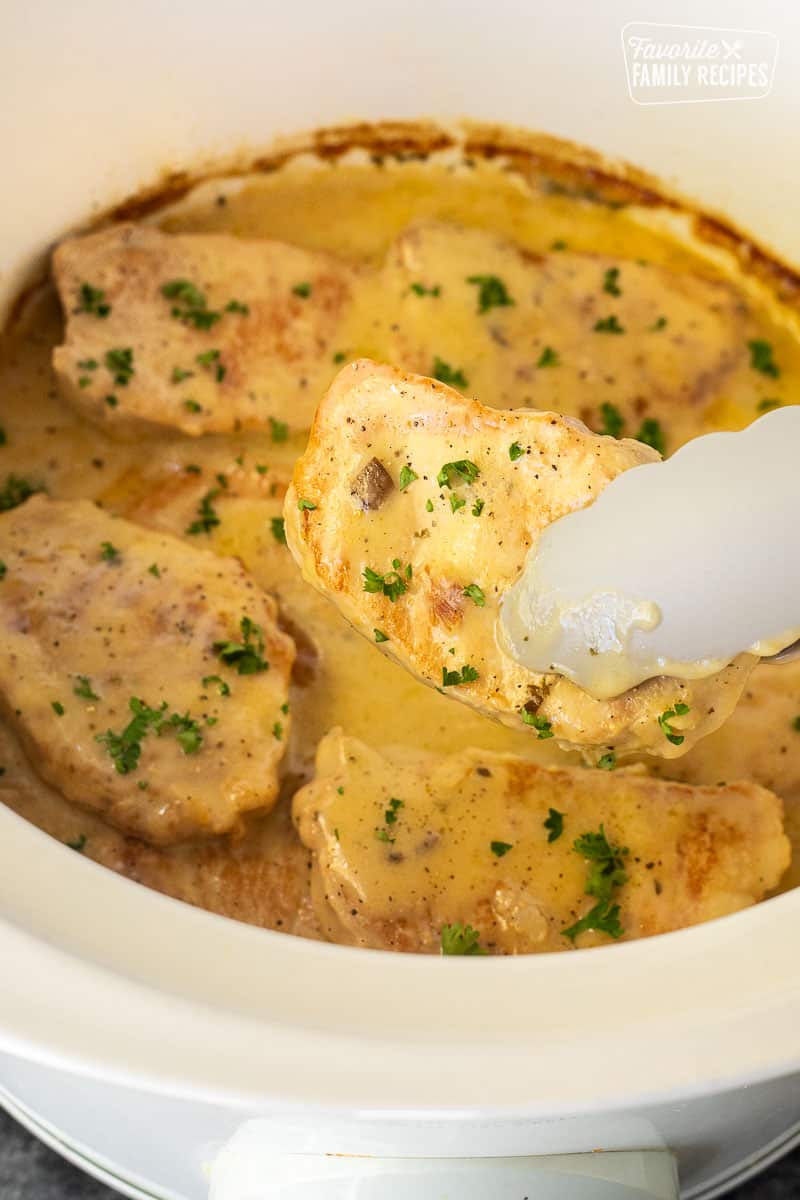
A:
[1,1107,798,1199]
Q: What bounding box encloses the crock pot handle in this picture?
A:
[209,1141,679,1199]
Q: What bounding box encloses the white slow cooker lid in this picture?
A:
[2,0,800,1115]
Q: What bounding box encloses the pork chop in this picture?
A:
[0,495,294,844]
[294,730,788,953]
[284,359,755,759]
[52,223,358,438]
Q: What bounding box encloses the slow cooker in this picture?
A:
[2,2,799,1196]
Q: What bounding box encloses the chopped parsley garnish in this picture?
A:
[598,402,624,439]
[399,464,418,490]
[76,282,110,317]
[297,498,316,511]
[441,923,486,956]
[0,561,5,580]
[332,351,347,364]
[635,418,665,456]
[272,721,283,740]
[186,489,221,535]
[270,516,287,544]
[520,708,554,738]
[441,663,479,687]
[374,628,389,642]
[161,278,221,329]
[0,474,43,513]
[594,314,625,334]
[509,441,524,461]
[471,497,485,517]
[432,357,469,388]
[425,498,434,512]
[649,315,668,331]
[148,563,161,578]
[196,348,225,382]
[105,395,119,408]
[73,675,99,701]
[171,367,193,384]
[602,267,621,296]
[437,459,480,488]
[185,464,202,474]
[466,274,514,314]
[225,299,249,315]
[77,358,99,370]
[748,338,780,378]
[269,416,289,442]
[793,715,800,732]
[544,807,564,843]
[550,238,568,251]
[375,828,394,844]
[757,398,781,412]
[51,700,65,716]
[597,751,617,770]
[213,616,270,675]
[385,797,404,825]
[184,400,202,413]
[562,824,629,943]
[536,346,559,368]
[363,562,410,603]
[410,282,441,297]
[100,540,120,562]
[202,674,231,697]
[96,697,205,773]
[450,495,466,513]
[292,282,312,298]
[463,583,485,606]
[658,702,691,745]
[67,834,87,852]
[490,840,513,857]
[105,347,134,386]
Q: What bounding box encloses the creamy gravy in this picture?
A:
[3,150,800,936]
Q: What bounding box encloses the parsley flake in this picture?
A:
[598,402,624,439]
[100,541,120,563]
[509,441,524,461]
[437,460,480,489]
[636,418,665,456]
[520,708,553,738]
[658,702,691,745]
[544,807,564,843]
[399,464,418,490]
[269,416,289,443]
[0,475,44,513]
[594,315,625,334]
[213,616,270,675]
[73,675,99,701]
[374,628,389,642]
[186,489,221,535]
[161,279,221,329]
[562,824,629,943]
[597,751,617,770]
[51,700,65,716]
[270,516,287,544]
[410,282,441,297]
[490,840,513,857]
[602,267,622,296]
[463,583,485,607]
[748,339,780,378]
[537,346,559,368]
[441,923,487,956]
[363,563,409,603]
[202,674,231,697]
[433,357,468,388]
[76,282,111,318]
[292,282,312,298]
[105,347,134,386]
[466,274,514,314]
[441,663,479,687]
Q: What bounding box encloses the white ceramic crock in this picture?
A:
[2,2,800,1197]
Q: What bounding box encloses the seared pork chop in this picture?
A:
[53,223,359,437]
[294,731,788,953]
[285,360,755,759]
[0,495,294,844]
[379,220,748,440]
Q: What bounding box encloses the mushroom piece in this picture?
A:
[350,457,395,510]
